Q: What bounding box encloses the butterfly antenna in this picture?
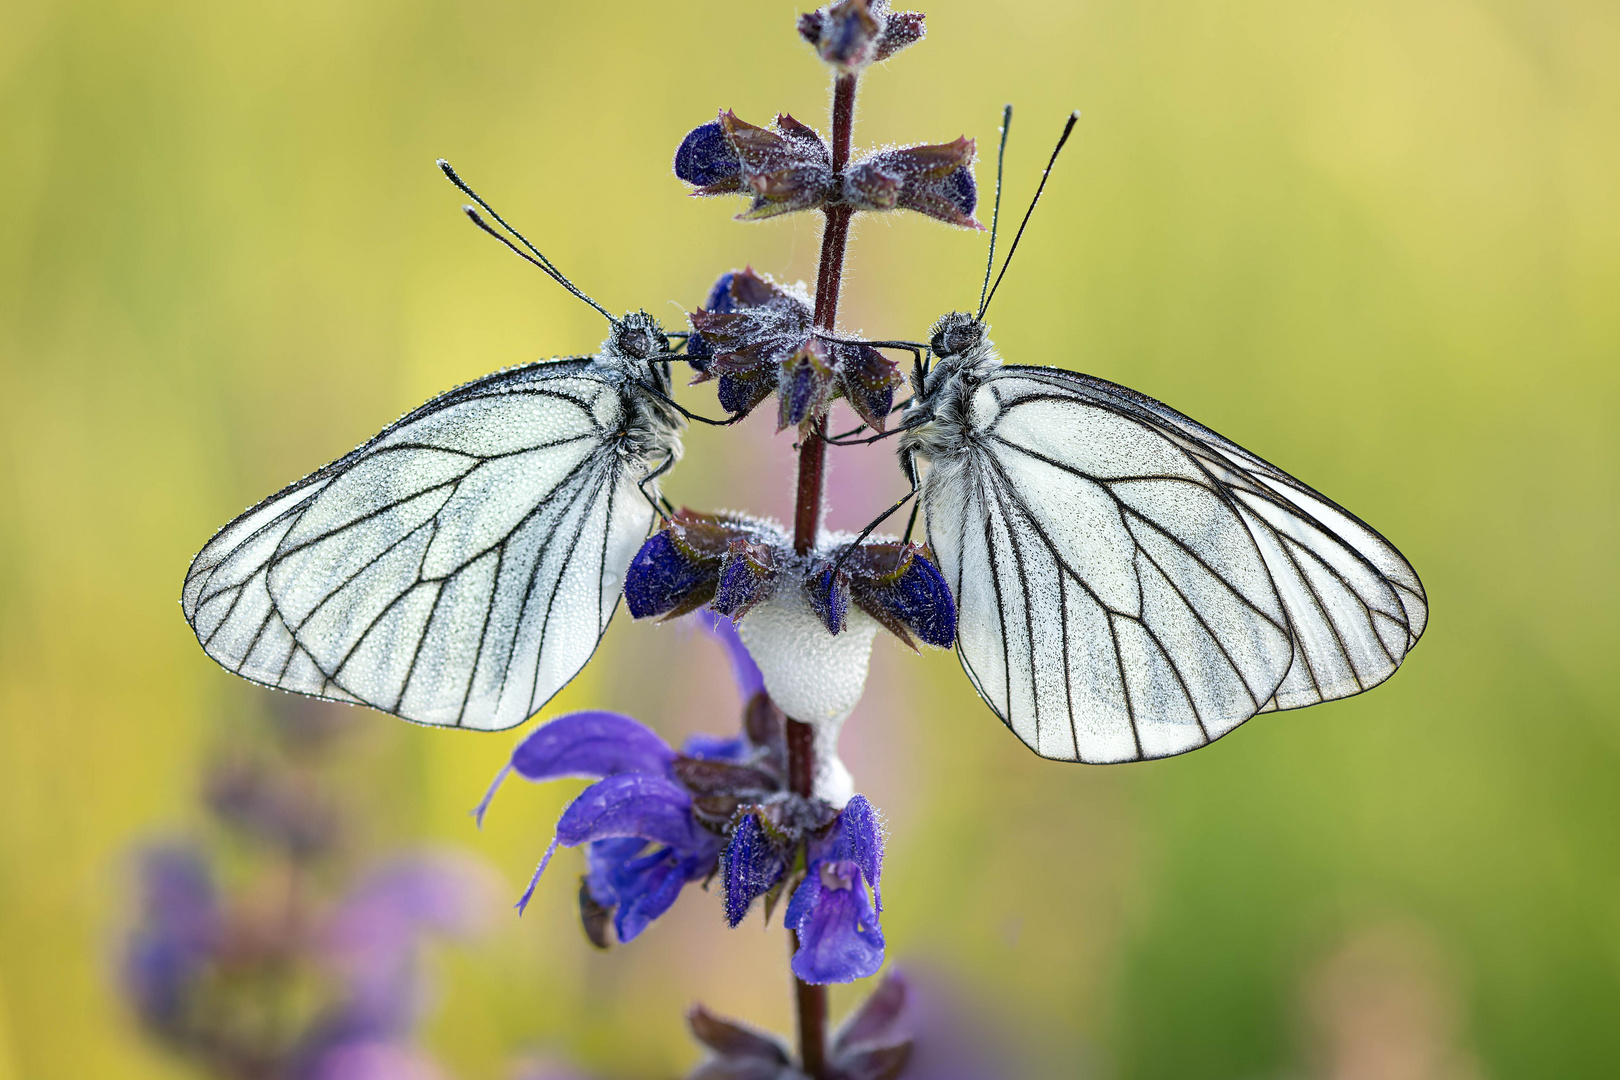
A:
[977,104,1013,318]
[977,111,1079,321]
[438,159,617,324]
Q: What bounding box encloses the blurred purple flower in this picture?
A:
[204,753,338,859]
[322,852,498,1038]
[300,1041,450,1080]
[122,844,220,1034]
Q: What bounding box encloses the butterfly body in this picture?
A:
[182,312,684,732]
[900,312,1427,763]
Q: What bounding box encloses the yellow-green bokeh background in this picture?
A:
[3,0,1617,1076]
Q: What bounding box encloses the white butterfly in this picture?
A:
[896,312,1426,762]
[869,109,1425,762]
[181,162,694,730]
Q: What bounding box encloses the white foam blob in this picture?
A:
[736,583,876,807]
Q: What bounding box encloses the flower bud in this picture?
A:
[676,111,835,220]
[622,528,719,621]
[673,121,742,192]
[721,812,790,927]
[777,337,839,430]
[713,538,781,621]
[689,268,815,420]
[624,512,785,622]
[831,340,900,432]
[810,542,956,649]
[684,272,740,374]
[844,137,981,228]
[798,0,926,74]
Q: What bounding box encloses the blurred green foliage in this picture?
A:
[2,0,1617,1077]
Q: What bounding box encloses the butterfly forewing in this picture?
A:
[182,359,658,731]
[922,365,1425,763]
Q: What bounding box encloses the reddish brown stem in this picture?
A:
[787,717,818,798]
[786,69,860,1080]
[788,713,830,1077]
[794,953,830,1077]
[794,72,859,557]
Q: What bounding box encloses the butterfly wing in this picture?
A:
[921,366,1424,762]
[1005,367,1428,713]
[182,359,663,731]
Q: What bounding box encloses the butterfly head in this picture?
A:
[899,312,1001,460]
[600,311,686,454]
[609,310,673,363]
[915,311,999,396]
[928,311,986,362]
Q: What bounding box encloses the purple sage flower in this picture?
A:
[810,541,957,649]
[684,267,903,428]
[300,1041,450,1080]
[321,853,498,1038]
[784,794,886,984]
[674,121,743,191]
[479,710,736,943]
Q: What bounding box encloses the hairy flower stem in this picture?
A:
[788,710,828,1076]
[786,714,830,1075]
[794,72,858,557]
[785,69,859,1080]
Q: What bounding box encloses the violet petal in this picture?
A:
[830,795,884,912]
[555,774,703,852]
[790,864,885,985]
[722,813,789,927]
[510,711,674,783]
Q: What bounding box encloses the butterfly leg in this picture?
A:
[822,397,916,445]
[638,452,678,523]
[901,499,921,545]
[825,457,921,579]
[639,381,740,427]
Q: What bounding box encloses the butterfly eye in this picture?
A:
[615,324,659,360]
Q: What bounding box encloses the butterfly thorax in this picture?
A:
[597,310,685,465]
[898,312,1002,462]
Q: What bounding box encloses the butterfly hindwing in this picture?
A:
[182,359,657,731]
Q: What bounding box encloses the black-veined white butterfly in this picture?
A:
[843,109,1427,762]
[181,162,709,731]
